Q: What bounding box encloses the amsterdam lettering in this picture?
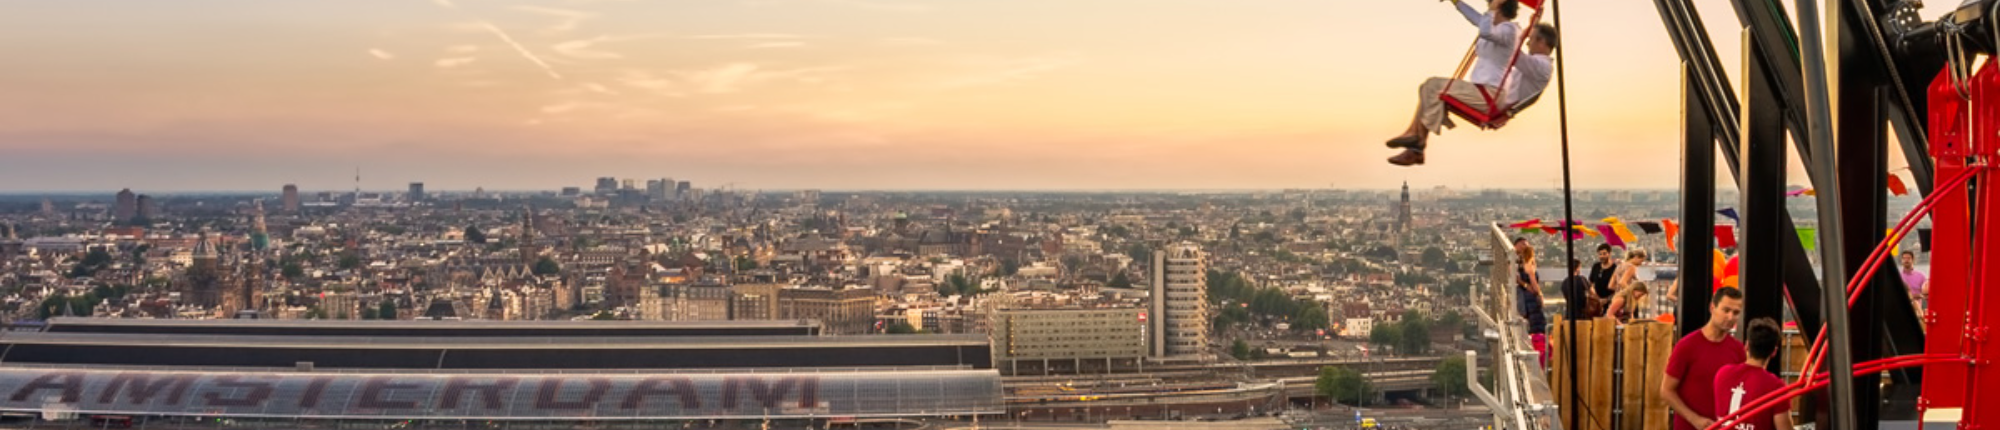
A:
[0,370,824,416]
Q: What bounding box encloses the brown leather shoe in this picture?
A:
[1387,149,1425,166]
[1387,135,1421,148]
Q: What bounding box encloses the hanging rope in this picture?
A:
[1552,0,1581,429]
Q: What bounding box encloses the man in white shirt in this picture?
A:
[1386,3,1558,167]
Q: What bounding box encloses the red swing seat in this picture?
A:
[1437,0,1549,130]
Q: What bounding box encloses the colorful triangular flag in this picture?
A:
[1887,174,1910,196]
[1920,228,1933,252]
[1664,219,1681,251]
[1509,219,1544,229]
[1717,208,1741,222]
[1797,227,1817,250]
[1597,225,1625,248]
[1634,222,1663,234]
[1715,225,1738,249]
[1612,223,1639,244]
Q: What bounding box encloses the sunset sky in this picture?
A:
[0,0,1948,192]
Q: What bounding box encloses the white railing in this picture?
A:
[1468,224,1562,430]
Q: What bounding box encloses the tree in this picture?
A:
[1292,303,1331,332]
[282,263,306,280]
[378,301,397,321]
[887,321,919,334]
[1369,324,1401,351]
[1436,310,1465,339]
[941,273,979,296]
[1230,339,1253,361]
[337,253,362,270]
[464,226,488,244]
[733,255,758,272]
[1316,366,1372,405]
[591,311,618,320]
[534,257,562,276]
[69,248,114,278]
[999,259,1020,277]
[1444,278,1473,297]
[1107,272,1133,289]
[360,307,379,320]
[1126,243,1152,263]
[1433,355,1471,399]
[1421,247,1451,270]
[1398,312,1433,355]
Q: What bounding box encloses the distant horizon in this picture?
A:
[0,186,1691,197]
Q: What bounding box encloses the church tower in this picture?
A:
[1397,181,1413,233]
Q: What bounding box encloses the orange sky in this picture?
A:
[0,0,1953,192]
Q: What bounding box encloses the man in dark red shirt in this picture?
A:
[1662,286,1745,430]
[1712,317,1792,430]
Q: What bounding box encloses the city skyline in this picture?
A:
[0,0,1950,192]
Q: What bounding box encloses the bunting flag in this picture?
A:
[1715,225,1738,248]
[1542,226,1562,235]
[1787,188,1817,197]
[1509,219,1544,228]
[1634,221,1664,234]
[1712,249,1728,274]
[1920,228,1933,252]
[1664,219,1682,251]
[1886,228,1903,255]
[1601,216,1622,224]
[1611,222,1639,244]
[1797,227,1817,250]
[1597,225,1625,248]
[1717,208,1741,222]
[1575,225,1601,237]
[1887,174,1910,196]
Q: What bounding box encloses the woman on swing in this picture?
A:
[1385,0,1559,166]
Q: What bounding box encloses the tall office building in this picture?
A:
[594,177,618,195]
[113,189,137,221]
[408,183,426,202]
[676,181,692,200]
[282,184,300,213]
[1149,242,1209,358]
[134,195,155,220]
[646,180,669,201]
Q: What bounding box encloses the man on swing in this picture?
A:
[1385,0,1558,166]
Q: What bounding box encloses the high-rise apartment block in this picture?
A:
[1149,242,1209,358]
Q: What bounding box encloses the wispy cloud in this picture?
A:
[552,37,623,60]
[435,57,477,68]
[673,63,848,93]
[678,63,762,94]
[880,37,944,46]
[616,70,685,97]
[541,102,583,114]
[581,82,617,95]
[368,49,396,60]
[748,41,807,49]
[478,22,563,80]
[691,33,813,40]
[935,55,1081,89]
[509,5,596,34]
[446,44,480,54]
[818,0,932,12]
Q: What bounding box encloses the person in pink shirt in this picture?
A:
[1712,317,1791,430]
[1900,252,1927,309]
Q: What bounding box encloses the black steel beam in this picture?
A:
[1680,66,1718,338]
[1836,41,1890,430]
[1739,43,1791,341]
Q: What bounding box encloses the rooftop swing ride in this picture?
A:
[1434,0,2000,428]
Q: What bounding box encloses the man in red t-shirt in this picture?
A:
[1712,317,1792,430]
[1662,286,1745,430]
